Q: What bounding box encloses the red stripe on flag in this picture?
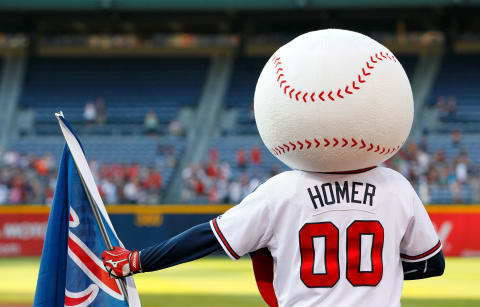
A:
[68,236,122,295]
[65,291,93,306]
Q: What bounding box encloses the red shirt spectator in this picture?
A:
[251,147,262,165]
[144,171,163,189]
[111,163,125,180]
[237,149,247,168]
[194,178,204,195]
[100,163,112,179]
[127,164,139,181]
[34,158,48,176]
[207,162,218,178]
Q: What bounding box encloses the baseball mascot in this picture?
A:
[103,29,444,307]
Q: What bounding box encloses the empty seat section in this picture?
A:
[429,55,480,132]
[20,57,210,135]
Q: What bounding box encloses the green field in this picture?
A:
[1,257,479,306]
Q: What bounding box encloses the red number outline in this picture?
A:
[346,220,384,286]
[299,222,340,288]
[299,220,384,288]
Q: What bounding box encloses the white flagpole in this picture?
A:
[55,111,130,305]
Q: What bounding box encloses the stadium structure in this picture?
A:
[0,2,479,306]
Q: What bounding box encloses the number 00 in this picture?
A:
[299,220,384,288]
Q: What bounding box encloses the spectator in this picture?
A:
[123,179,139,203]
[239,172,250,199]
[144,110,159,135]
[251,147,262,165]
[143,168,163,190]
[219,162,231,181]
[438,166,451,186]
[434,96,448,117]
[446,96,458,117]
[206,161,218,178]
[216,177,229,203]
[193,175,205,196]
[95,97,107,125]
[451,130,461,147]
[33,155,49,176]
[83,101,97,124]
[168,119,184,136]
[236,149,247,169]
[101,178,118,204]
[455,152,469,184]
[228,180,242,204]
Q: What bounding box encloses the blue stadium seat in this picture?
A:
[426,134,480,165]
[429,55,480,132]
[20,57,210,135]
[224,57,268,135]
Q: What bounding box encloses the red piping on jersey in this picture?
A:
[272,51,397,104]
[212,218,240,260]
[400,241,442,261]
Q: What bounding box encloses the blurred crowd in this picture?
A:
[182,134,480,204]
[0,145,176,205]
[433,96,458,119]
[385,133,480,204]
[181,147,281,204]
[1,133,479,205]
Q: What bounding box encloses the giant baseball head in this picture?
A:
[254,29,414,172]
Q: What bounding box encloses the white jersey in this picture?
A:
[210,167,441,307]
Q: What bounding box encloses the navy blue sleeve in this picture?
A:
[402,250,445,280]
[139,222,222,272]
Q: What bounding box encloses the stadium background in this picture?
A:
[0,0,479,306]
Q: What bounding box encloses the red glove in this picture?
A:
[101,246,141,278]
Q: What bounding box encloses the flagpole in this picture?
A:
[77,170,130,304]
[55,112,130,305]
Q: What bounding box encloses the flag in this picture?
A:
[34,114,141,306]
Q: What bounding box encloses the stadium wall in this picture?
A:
[0,205,478,257]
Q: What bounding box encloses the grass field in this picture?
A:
[1,257,479,306]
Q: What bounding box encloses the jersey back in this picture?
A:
[210,167,441,307]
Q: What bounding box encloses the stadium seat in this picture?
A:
[19,57,210,135]
[429,55,480,132]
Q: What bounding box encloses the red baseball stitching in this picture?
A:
[272,51,397,103]
[271,137,401,157]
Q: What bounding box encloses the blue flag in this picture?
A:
[34,115,141,307]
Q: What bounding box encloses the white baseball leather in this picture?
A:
[254,29,413,172]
